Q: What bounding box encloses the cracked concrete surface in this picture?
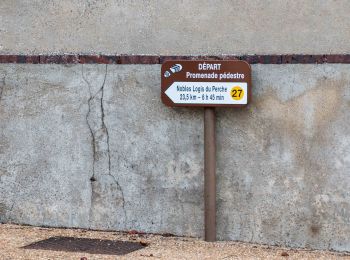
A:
[82,64,126,228]
[0,64,350,251]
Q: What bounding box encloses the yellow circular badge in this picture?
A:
[230,86,244,100]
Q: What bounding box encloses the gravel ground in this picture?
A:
[0,224,349,260]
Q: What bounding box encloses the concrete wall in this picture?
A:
[1,0,350,55]
[1,0,350,253]
[1,64,350,251]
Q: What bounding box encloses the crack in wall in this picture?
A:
[99,66,127,224]
[82,64,126,228]
[82,66,96,181]
[82,65,97,225]
[0,76,5,103]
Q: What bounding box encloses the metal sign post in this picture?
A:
[161,60,251,241]
[204,107,216,241]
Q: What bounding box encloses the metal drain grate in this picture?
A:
[22,236,147,255]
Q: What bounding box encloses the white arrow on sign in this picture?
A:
[165,82,247,105]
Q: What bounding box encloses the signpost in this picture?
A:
[161,60,251,241]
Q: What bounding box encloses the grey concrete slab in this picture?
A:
[217,64,350,251]
[0,64,349,251]
[1,1,350,55]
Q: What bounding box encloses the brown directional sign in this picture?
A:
[161,60,251,107]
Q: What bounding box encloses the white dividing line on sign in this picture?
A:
[165,82,248,105]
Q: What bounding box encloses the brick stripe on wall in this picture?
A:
[1,55,350,64]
